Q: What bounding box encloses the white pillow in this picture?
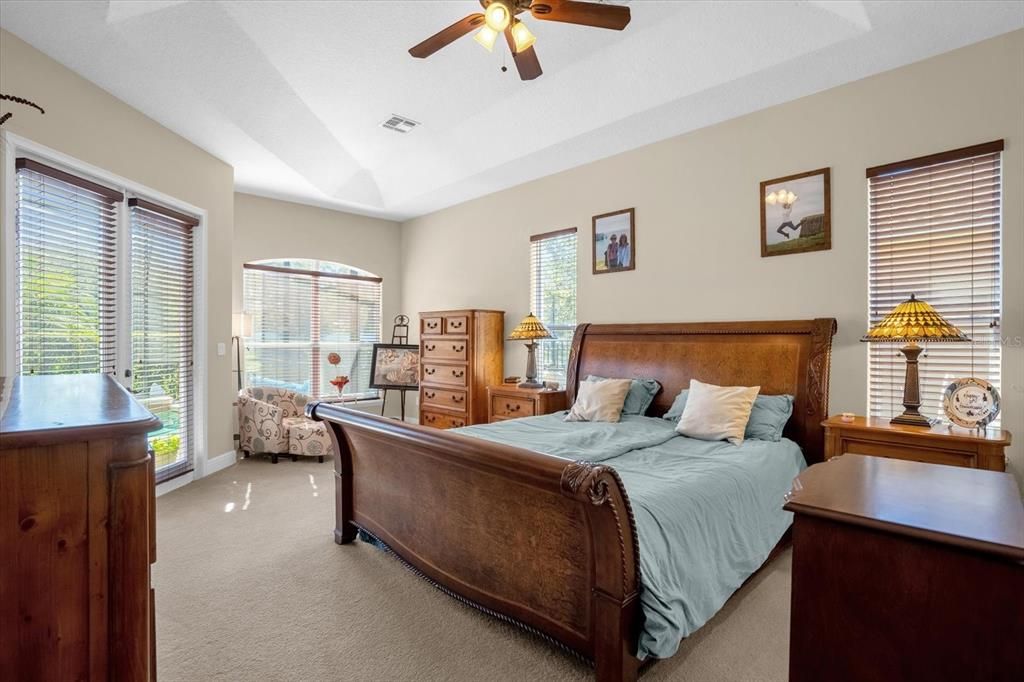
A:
[565,379,632,423]
[676,379,760,444]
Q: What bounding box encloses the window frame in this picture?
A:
[865,140,1003,426]
[241,258,383,400]
[2,130,210,482]
[529,227,578,386]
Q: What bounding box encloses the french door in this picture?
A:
[12,155,198,483]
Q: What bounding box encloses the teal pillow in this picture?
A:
[585,375,661,415]
[662,389,794,442]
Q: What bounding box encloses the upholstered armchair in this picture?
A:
[237,387,334,463]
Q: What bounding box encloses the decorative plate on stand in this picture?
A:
[942,377,1000,429]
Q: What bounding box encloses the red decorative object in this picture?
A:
[327,352,341,366]
[329,375,349,394]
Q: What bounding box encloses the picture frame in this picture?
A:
[592,207,636,274]
[369,343,420,391]
[760,167,831,257]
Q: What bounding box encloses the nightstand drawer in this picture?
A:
[422,363,467,387]
[421,387,468,412]
[822,415,1010,471]
[839,438,976,468]
[422,339,468,362]
[420,410,466,430]
[491,395,536,419]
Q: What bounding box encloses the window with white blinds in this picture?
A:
[130,199,197,481]
[14,158,121,375]
[242,260,382,399]
[867,141,1003,425]
[530,228,577,385]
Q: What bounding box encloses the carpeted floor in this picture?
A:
[155,456,791,681]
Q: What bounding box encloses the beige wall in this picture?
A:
[232,193,403,413]
[0,30,237,465]
[401,30,1024,481]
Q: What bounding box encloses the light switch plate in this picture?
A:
[217,342,226,356]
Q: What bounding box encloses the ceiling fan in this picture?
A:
[409,0,631,81]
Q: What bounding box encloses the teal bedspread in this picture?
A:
[453,414,805,660]
[454,413,678,462]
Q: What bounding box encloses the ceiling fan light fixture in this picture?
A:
[473,25,499,52]
[484,1,511,32]
[510,20,536,53]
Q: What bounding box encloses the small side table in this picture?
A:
[823,415,1011,471]
[487,385,567,423]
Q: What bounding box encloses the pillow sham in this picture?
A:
[565,378,632,423]
[585,375,661,415]
[664,388,794,441]
[675,379,760,445]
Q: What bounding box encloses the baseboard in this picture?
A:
[156,472,194,497]
[204,449,237,476]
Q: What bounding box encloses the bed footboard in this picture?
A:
[308,404,641,682]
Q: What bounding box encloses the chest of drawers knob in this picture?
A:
[506,403,521,412]
[425,343,436,351]
[452,369,464,378]
[425,368,435,375]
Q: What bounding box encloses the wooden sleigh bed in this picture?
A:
[309,319,837,681]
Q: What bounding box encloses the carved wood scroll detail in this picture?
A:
[560,460,640,595]
[806,318,837,417]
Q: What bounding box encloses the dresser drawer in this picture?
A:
[422,363,467,387]
[444,315,469,335]
[420,410,466,430]
[491,394,536,420]
[421,316,443,335]
[840,438,976,468]
[421,387,468,412]
[422,339,468,362]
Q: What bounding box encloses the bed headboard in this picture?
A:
[565,319,838,464]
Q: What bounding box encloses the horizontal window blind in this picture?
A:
[867,142,1002,425]
[530,228,577,385]
[14,158,121,376]
[242,261,382,399]
[130,199,197,482]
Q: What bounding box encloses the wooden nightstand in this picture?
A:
[823,415,1011,471]
[486,385,567,423]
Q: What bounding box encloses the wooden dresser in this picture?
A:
[0,374,162,681]
[785,455,1024,682]
[823,415,1011,471]
[487,385,567,423]
[419,309,504,427]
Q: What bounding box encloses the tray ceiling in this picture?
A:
[2,1,1021,220]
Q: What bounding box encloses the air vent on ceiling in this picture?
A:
[381,114,420,134]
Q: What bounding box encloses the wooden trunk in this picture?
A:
[0,374,162,681]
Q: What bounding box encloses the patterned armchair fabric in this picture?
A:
[238,387,334,462]
[238,387,308,455]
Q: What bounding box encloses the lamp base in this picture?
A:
[517,381,544,389]
[890,411,934,427]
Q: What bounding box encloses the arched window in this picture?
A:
[242,258,382,399]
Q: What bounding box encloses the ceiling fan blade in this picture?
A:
[504,27,542,80]
[409,13,486,58]
[530,1,631,30]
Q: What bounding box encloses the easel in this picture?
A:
[381,315,411,421]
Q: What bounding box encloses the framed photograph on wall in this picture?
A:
[369,344,420,391]
[760,168,831,257]
[592,208,635,274]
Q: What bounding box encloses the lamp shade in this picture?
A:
[508,313,553,341]
[861,294,969,343]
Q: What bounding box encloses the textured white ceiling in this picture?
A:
[2,1,1022,220]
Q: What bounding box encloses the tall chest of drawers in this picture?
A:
[419,309,504,428]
